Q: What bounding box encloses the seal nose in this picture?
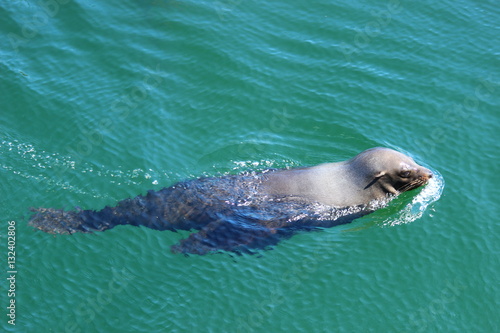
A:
[421,167,433,180]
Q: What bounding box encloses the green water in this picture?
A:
[1,0,498,332]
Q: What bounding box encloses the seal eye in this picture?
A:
[400,170,411,178]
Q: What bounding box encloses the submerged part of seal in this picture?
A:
[29,147,433,255]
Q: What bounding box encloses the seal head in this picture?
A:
[354,147,433,195]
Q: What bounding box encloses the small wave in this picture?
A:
[0,138,173,198]
[0,139,76,170]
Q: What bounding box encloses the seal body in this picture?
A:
[29,147,432,255]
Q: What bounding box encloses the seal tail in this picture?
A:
[29,188,182,235]
[29,206,119,234]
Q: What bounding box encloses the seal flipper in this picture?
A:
[171,219,285,255]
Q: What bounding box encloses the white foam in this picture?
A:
[383,170,445,226]
[0,138,169,196]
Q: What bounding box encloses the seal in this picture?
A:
[29,147,432,255]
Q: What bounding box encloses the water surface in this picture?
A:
[1,0,498,332]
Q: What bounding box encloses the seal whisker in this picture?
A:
[398,178,427,193]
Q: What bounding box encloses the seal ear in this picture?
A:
[364,171,386,190]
